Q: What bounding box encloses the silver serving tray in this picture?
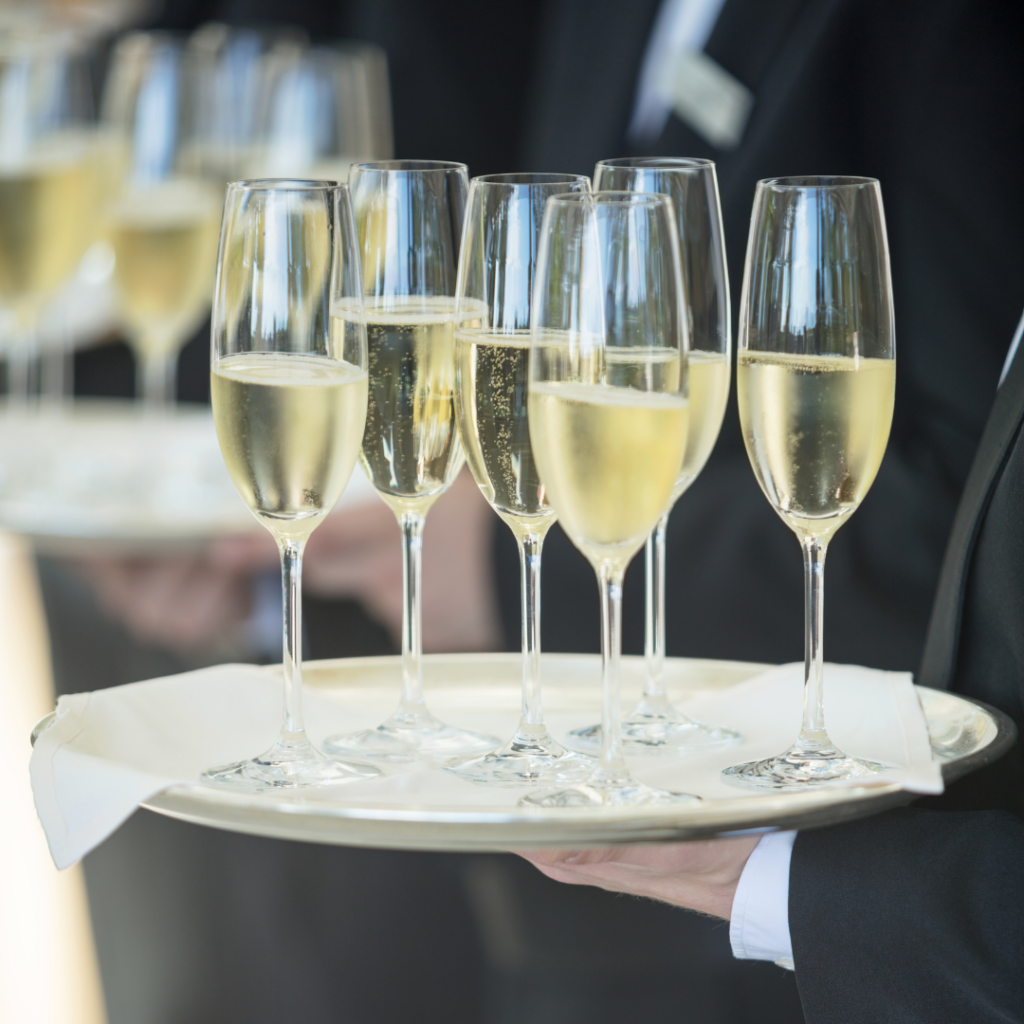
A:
[31,654,1016,851]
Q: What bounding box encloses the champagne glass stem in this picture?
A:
[797,536,829,750]
[518,531,545,730]
[642,512,669,702]
[138,345,176,406]
[399,511,427,715]
[597,563,627,782]
[279,537,309,744]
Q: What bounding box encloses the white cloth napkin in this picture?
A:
[30,660,943,870]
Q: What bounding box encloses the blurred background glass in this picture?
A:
[100,30,222,406]
[0,14,393,405]
[249,40,391,181]
[0,23,98,402]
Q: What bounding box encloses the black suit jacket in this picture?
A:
[505,4,1024,1020]
[499,0,1024,677]
[789,336,1024,1022]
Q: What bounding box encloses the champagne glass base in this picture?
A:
[203,738,381,790]
[722,744,893,791]
[445,729,594,787]
[323,709,498,763]
[566,710,742,756]
[519,768,700,808]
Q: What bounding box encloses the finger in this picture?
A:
[517,849,588,867]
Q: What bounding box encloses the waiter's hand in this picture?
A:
[518,836,761,920]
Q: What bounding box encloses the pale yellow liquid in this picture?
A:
[529,382,688,569]
[604,347,727,501]
[738,351,895,540]
[338,297,464,516]
[674,351,730,499]
[455,330,555,537]
[212,352,368,542]
[108,182,221,355]
[0,140,97,316]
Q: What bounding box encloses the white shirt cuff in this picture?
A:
[729,830,797,970]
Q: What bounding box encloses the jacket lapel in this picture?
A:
[919,343,1024,690]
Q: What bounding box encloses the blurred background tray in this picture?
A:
[0,400,379,553]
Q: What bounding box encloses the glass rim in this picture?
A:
[226,178,349,192]
[759,175,879,190]
[350,159,469,174]
[596,156,715,171]
[471,172,591,186]
[546,190,670,207]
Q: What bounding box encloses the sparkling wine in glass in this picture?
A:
[444,172,594,787]
[204,179,380,788]
[323,161,497,762]
[0,29,99,402]
[722,176,896,790]
[568,156,741,755]
[521,192,699,807]
[101,32,223,407]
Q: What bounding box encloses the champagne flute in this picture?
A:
[180,23,290,186]
[445,172,594,786]
[323,161,497,761]
[568,157,740,754]
[101,32,222,406]
[521,192,699,807]
[723,176,896,789]
[0,28,97,403]
[204,179,380,788]
[251,42,393,182]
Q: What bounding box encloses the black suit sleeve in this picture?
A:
[789,807,1024,1023]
